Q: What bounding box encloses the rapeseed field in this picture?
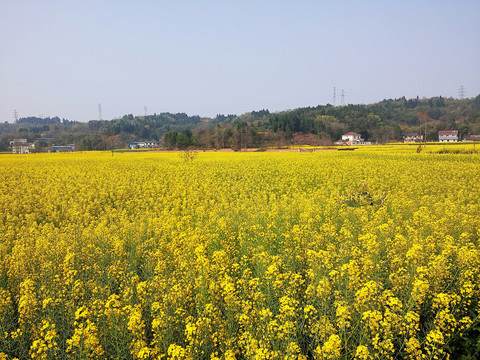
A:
[1,147,479,359]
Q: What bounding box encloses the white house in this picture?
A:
[404,133,423,143]
[10,139,32,154]
[438,130,458,142]
[337,132,364,145]
[129,141,159,149]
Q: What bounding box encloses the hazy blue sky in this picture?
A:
[1,0,479,122]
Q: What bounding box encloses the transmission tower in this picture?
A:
[341,89,345,106]
[458,86,465,100]
[13,109,18,122]
[333,87,336,106]
[98,104,102,120]
[144,106,148,117]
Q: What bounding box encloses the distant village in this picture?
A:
[10,138,76,154]
[9,130,480,154]
[334,130,477,145]
[9,138,161,154]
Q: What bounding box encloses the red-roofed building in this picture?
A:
[438,130,458,142]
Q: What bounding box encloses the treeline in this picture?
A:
[16,116,63,125]
[190,95,480,148]
[264,96,474,143]
[0,112,206,151]
[1,95,480,151]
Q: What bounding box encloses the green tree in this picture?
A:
[176,130,193,149]
[472,95,480,110]
[164,131,178,148]
[393,124,403,141]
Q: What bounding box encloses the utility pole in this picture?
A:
[424,113,427,149]
[419,110,428,148]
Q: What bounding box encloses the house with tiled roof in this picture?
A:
[336,132,364,145]
[438,130,458,142]
[463,135,480,142]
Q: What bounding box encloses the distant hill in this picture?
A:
[1,95,480,151]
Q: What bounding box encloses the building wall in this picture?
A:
[439,135,458,142]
